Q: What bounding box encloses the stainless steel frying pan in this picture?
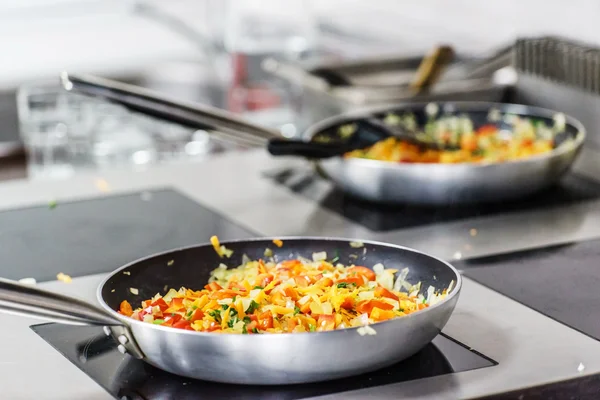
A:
[0,237,461,385]
[60,73,585,205]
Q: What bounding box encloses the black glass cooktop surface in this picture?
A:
[264,168,600,232]
[0,188,256,282]
[459,238,600,342]
[32,323,495,400]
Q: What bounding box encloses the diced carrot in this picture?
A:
[476,124,497,136]
[347,266,376,281]
[189,309,204,322]
[340,297,354,310]
[294,276,310,287]
[255,273,274,287]
[374,286,399,301]
[204,282,222,291]
[356,300,394,315]
[460,134,478,151]
[283,286,299,300]
[258,311,274,330]
[370,307,395,321]
[119,300,133,317]
[320,277,334,287]
[317,314,335,331]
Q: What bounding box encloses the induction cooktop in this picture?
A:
[264,168,600,232]
[31,323,496,400]
[0,188,257,282]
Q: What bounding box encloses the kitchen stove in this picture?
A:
[265,167,600,232]
[32,323,496,400]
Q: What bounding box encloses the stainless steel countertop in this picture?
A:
[3,148,600,399]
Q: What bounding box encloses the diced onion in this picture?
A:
[553,113,566,132]
[358,313,369,326]
[217,298,233,305]
[349,241,364,248]
[447,280,455,294]
[129,287,139,295]
[321,302,333,315]
[241,298,252,312]
[358,291,375,300]
[163,288,179,302]
[143,314,154,323]
[372,263,385,275]
[393,267,411,292]
[312,252,327,262]
[425,286,436,304]
[425,102,439,117]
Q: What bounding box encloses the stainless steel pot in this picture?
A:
[0,237,461,385]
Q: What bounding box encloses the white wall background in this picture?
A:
[0,0,598,88]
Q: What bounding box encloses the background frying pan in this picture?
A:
[61,73,585,206]
[0,237,461,385]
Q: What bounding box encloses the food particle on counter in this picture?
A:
[470,228,478,236]
[272,239,283,248]
[48,200,57,209]
[18,278,37,285]
[56,272,72,283]
[129,287,139,295]
[94,178,111,192]
[453,251,462,260]
[578,362,585,373]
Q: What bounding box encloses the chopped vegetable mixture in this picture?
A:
[344,110,566,164]
[118,252,452,334]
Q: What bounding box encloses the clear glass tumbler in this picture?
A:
[16,82,217,180]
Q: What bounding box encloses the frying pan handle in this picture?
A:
[0,277,120,326]
[60,72,282,145]
[267,139,346,159]
[0,278,146,359]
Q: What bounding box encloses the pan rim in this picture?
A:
[304,101,586,169]
[96,236,462,338]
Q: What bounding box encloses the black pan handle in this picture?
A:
[267,139,347,159]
